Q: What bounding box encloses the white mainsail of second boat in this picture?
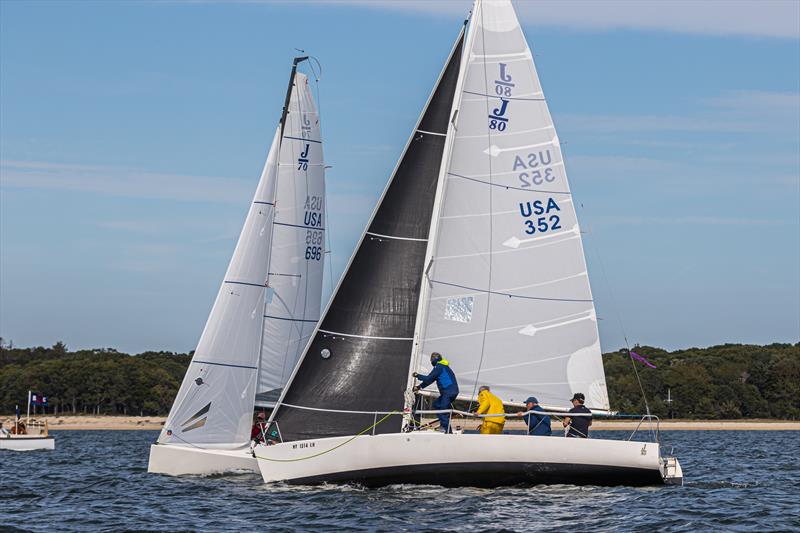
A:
[255,0,681,487]
[411,0,608,411]
[148,61,326,476]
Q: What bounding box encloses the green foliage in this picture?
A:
[604,343,800,420]
[0,341,190,416]
[0,340,797,418]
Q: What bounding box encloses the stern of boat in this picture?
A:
[661,455,683,485]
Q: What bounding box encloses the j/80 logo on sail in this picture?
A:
[519,198,562,235]
[489,63,513,131]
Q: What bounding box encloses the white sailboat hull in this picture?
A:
[0,436,55,451]
[255,432,679,487]
[147,443,258,476]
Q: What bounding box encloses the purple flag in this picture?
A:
[630,351,656,369]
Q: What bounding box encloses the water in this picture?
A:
[2,430,798,532]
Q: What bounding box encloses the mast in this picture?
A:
[256,59,326,405]
[403,6,478,422]
[278,56,309,146]
[255,55,309,405]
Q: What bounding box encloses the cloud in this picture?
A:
[558,113,758,134]
[593,215,789,227]
[0,160,254,204]
[327,0,800,39]
[558,90,800,135]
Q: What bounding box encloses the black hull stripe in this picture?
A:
[285,461,664,488]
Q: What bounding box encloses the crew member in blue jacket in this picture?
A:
[515,396,551,436]
[413,352,459,433]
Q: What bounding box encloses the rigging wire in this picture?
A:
[564,146,655,440]
[303,55,336,297]
[467,2,494,412]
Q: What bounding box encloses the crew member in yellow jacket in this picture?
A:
[476,385,505,434]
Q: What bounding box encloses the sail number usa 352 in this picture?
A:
[519,198,561,235]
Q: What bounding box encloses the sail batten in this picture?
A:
[159,63,327,445]
[415,0,609,410]
[257,71,326,405]
[158,126,280,447]
[270,30,467,442]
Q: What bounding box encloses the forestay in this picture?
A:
[159,128,280,448]
[415,0,609,410]
[257,72,326,405]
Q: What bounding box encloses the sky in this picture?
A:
[1,0,798,354]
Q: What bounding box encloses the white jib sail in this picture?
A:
[416,0,609,410]
[257,72,326,404]
[158,127,280,448]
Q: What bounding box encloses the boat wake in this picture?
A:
[685,480,759,489]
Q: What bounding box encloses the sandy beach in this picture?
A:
[1,415,167,430]
[1,415,797,431]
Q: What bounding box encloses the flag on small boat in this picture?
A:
[30,393,48,406]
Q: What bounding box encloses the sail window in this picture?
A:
[320,348,331,359]
[444,296,474,323]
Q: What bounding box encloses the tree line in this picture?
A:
[0,339,797,419]
[0,340,190,416]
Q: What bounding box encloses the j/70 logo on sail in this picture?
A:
[297,143,310,171]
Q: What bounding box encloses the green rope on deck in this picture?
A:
[254,411,399,463]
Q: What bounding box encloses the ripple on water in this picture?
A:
[1,430,799,532]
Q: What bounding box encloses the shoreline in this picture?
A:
[1,415,798,431]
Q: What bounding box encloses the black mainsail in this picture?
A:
[271,30,465,442]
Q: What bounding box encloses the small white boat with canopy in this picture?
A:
[1,393,55,452]
[148,56,327,476]
[254,0,682,487]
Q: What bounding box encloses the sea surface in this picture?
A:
[1,430,798,532]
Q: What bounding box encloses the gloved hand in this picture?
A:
[412,386,420,393]
[412,372,419,378]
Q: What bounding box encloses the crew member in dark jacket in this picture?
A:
[413,352,459,433]
[563,392,592,438]
[516,396,551,436]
